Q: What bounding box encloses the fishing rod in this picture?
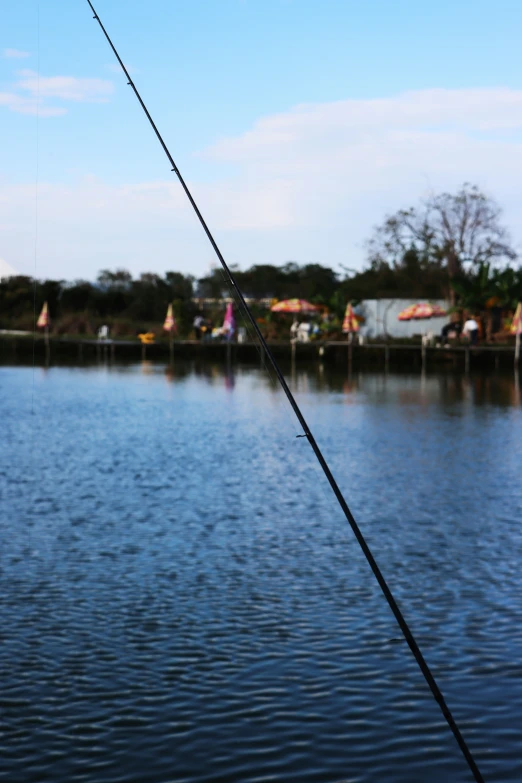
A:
[86,3,485,780]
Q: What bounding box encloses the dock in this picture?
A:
[1,333,520,372]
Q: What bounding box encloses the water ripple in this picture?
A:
[1,365,521,782]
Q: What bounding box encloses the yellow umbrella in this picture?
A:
[510,302,522,334]
[342,302,359,333]
[512,302,522,367]
[163,303,176,333]
[36,302,50,328]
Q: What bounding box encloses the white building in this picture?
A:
[358,299,450,339]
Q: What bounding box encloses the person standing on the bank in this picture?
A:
[193,314,204,340]
[462,316,479,345]
[290,320,299,343]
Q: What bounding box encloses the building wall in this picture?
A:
[358,299,450,339]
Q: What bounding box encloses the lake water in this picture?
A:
[1,361,522,783]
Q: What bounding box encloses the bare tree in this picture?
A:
[367,184,517,301]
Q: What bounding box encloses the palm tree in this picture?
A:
[451,262,522,340]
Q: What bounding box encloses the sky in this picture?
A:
[2,0,522,283]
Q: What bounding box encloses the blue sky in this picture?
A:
[2,0,522,281]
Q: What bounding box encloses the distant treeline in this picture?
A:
[2,185,522,337]
[0,255,452,337]
[2,253,522,338]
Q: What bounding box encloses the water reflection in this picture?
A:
[436,372,522,408]
[1,363,521,782]
[24,359,522,409]
[224,367,235,390]
[164,363,175,384]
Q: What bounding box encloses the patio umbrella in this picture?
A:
[397,302,446,321]
[512,302,522,366]
[163,303,176,361]
[37,301,50,360]
[271,298,319,314]
[223,302,236,335]
[36,302,50,328]
[342,302,359,333]
[510,302,522,334]
[163,303,176,333]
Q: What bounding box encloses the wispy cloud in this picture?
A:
[0,69,114,116]
[199,87,522,234]
[2,87,522,279]
[0,91,66,116]
[16,69,114,103]
[206,88,522,166]
[3,48,30,59]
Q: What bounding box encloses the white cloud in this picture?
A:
[0,91,66,117]
[198,87,522,239]
[2,87,522,279]
[0,177,203,279]
[15,69,114,103]
[3,49,30,59]
[0,69,114,116]
[206,88,522,168]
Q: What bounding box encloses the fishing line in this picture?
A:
[31,0,41,416]
[85,3,485,781]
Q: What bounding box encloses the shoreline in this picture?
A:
[1,334,520,373]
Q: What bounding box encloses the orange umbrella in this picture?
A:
[271,298,319,314]
[510,302,522,334]
[163,303,176,333]
[36,302,50,328]
[397,304,417,321]
[342,302,359,333]
[398,302,446,321]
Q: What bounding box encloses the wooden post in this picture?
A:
[421,342,426,370]
[44,326,50,365]
[515,331,520,369]
[291,341,296,365]
[465,347,470,374]
[226,339,231,367]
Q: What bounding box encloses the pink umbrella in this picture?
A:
[223,302,235,335]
